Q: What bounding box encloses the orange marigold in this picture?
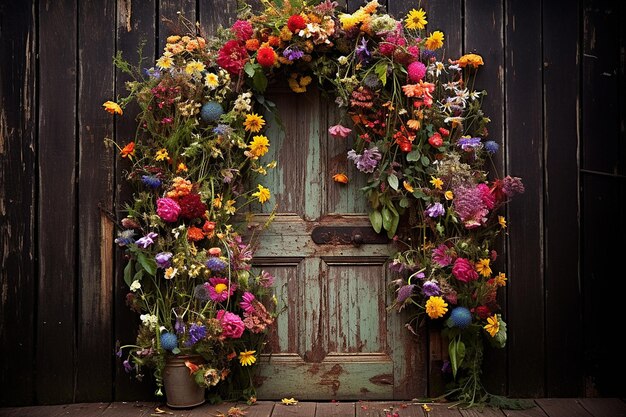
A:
[187,226,204,242]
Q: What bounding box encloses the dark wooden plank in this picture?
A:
[503,401,549,417]
[578,398,626,417]
[37,0,78,404]
[464,0,506,396]
[49,403,109,417]
[504,0,545,398]
[114,0,157,401]
[0,0,37,407]
[422,0,463,59]
[159,0,196,44]
[356,402,427,417]
[100,402,157,417]
[581,0,626,399]
[535,399,593,417]
[0,405,67,417]
[460,406,506,417]
[198,0,238,37]
[234,401,275,417]
[315,402,355,417]
[413,403,459,417]
[75,0,117,402]
[272,402,316,417]
[542,0,582,397]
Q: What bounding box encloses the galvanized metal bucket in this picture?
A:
[163,354,206,408]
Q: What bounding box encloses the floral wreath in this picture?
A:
[105,0,526,409]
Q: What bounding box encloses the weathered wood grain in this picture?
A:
[159,0,196,45]
[535,399,593,417]
[315,401,356,417]
[504,0,546,398]
[37,0,78,404]
[198,0,238,37]
[578,398,626,417]
[0,0,37,406]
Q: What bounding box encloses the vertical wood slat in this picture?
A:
[581,0,626,397]
[464,0,507,395]
[114,0,157,401]
[37,0,78,404]
[542,0,582,397]
[423,0,463,59]
[0,0,37,406]
[504,0,545,397]
[75,0,116,401]
[198,0,238,37]
[159,0,196,45]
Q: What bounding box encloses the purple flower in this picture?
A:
[388,259,406,273]
[502,176,525,197]
[422,280,441,297]
[484,140,499,154]
[206,257,227,272]
[283,46,304,61]
[396,284,415,304]
[123,359,132,373]
[185,323,207,347]
[115,347,123,358]
[347,146,382,173]
[453,185,489,229]
[141,175,161,188]
[155,252,173,268]
[213,124,233,137]
[194,283,210,302]
[356,37,371,63]
[457,137,482,151]
[115,230,135,247]
[143,67,161,79]
[175,317,186,335]
[425,202,445,218]
[136,232,158,248]
[442,359,452,374]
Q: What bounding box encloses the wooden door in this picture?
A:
[252,88,425,400]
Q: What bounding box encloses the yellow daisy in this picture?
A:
[430,176,443,190]
[498,215,507,228]
[425,31,445,50]
[403,181,414,193]
[445,190,454,200]
[155,148,169,161]
[102,101,123,115]
[239,350,257,366]
[494,272,507,287]
[484,314,500,337]
[185,59,205,75]
[475,258,492,278]
[405,8,427,30]
[205,73,219,89]
[252,184,271,204]
[243,113,266,132]
[248,135,270,158]
[156,53,173,69]
[425,296,448,319]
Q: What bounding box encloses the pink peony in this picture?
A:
[328,124,352,139]
[452,258,479,283]
[407,61,426,82]
[231,20,253,41]
[156,197,181,222]
[217,310,245,339]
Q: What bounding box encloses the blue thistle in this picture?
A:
[205,257,227,272]
[484,140,499,154]
[141,175,161,189]
[200,101,224,123]
[449,307,473,329]
[160,332,178,351]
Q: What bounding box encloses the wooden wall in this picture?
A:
[1,0,624,405]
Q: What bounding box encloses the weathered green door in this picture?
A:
[253,88,424,400]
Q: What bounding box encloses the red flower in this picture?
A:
[287,15,306,33]
[428,132,443,147]
[217,40,248,75]
[187,226,205,242]
[178,193,207,220]
[256,46,277,68]
[475,305,491,320]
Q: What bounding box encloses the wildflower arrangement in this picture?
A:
[105,0,525,408]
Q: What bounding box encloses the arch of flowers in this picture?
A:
[105,0,525,409]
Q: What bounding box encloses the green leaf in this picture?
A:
[123,260,134,287]
[399,197,410,208]
[387,212,399,239]
[449,337,466,379]
[137,252,157,276]
[253,70,268,93]
[369,210,383,233]
[387,174,399,191]
[406,150,420,162]
[421,155,430,166]
[133,269,144,284]
[374,62,388,86]
[382,206,393,231]
[172,347,181,355]
[244,62,256,78]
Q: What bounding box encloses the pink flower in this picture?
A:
[477,183,495,210]
[452,258,479,283]
[407,61,426,82]
[328,124,352,139]
[217,40,248,75]
[259,270,275,288]
[217,310,245,339]
[432,244,454,267]
[240,292,256,314]
[407,45,420,59]
[208,277,237,302]
[231,20,253,41]
[156,197,181,222]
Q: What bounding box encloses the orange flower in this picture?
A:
[458,53,484,69]
[203,221,216,237]
[332,173,349,183]
[268,35,280,47]
[187,226,204,242]
[176,162,188,173]
[120,141,135,158]
[245,38,260,51]
[166,177,192,198]
[184,360,200,374]
[103,101,122,115]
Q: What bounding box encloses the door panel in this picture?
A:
[252,88,425,400]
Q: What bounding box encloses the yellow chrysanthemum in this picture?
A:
[498,215,507,228]
[156,53,173,69]
[339,13,360,30]
[425,31,445,50]
[155,148,169,161]
[458,53,484,69]
[249,135,270,158]
[225,200,236,215]
[403,181,414,193]
[239,350,257,367]
[405,8,427,30]
[430,176,443,190]
[476,258,492,278]
[243,113,266,133]
[494,272,507,287]
[102,101,123,115]
[205,73,219,89]
[185,59,205,75]
[484,314,500,337]
[252,184,271,204]
[425,296,448,319]
[445,190,454,200]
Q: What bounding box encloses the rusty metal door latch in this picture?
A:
[311,226,388,246]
